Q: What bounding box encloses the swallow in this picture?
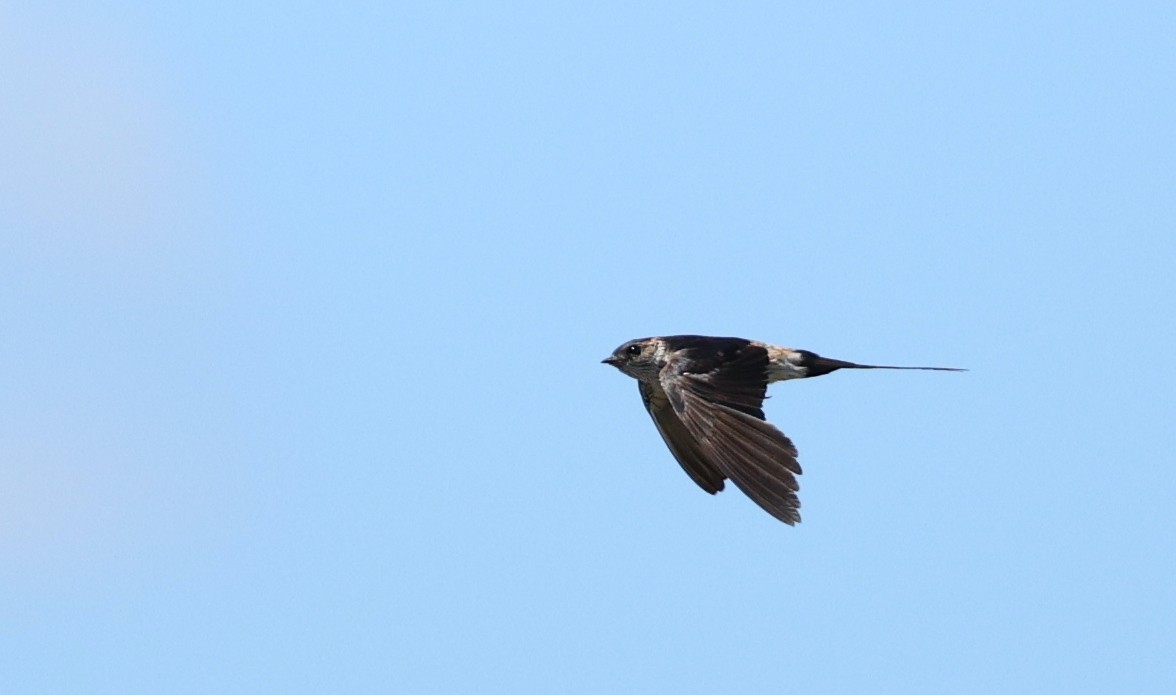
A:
[602,335,963,524]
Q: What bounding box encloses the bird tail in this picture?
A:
[799,351,966,378]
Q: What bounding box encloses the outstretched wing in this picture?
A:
[659,342,803,524]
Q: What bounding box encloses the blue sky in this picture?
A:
[2,2,1174,693]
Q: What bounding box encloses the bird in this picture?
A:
[602,335,963,524]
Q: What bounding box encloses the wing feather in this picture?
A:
[639,381,726,494]
[659,344,804,524]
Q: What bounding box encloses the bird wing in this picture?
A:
[639,380,726,494]
[659,343,803,524]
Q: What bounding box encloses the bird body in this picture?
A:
[602,335,963,524]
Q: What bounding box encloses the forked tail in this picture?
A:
[798,350,966,378]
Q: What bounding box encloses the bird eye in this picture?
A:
[626,344,642,356]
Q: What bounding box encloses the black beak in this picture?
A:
[602,356,619,366]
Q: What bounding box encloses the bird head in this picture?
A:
[602,338,662,380]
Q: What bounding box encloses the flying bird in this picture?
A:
[602,335,963,524]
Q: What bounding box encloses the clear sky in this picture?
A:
[3,2,1174,693]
